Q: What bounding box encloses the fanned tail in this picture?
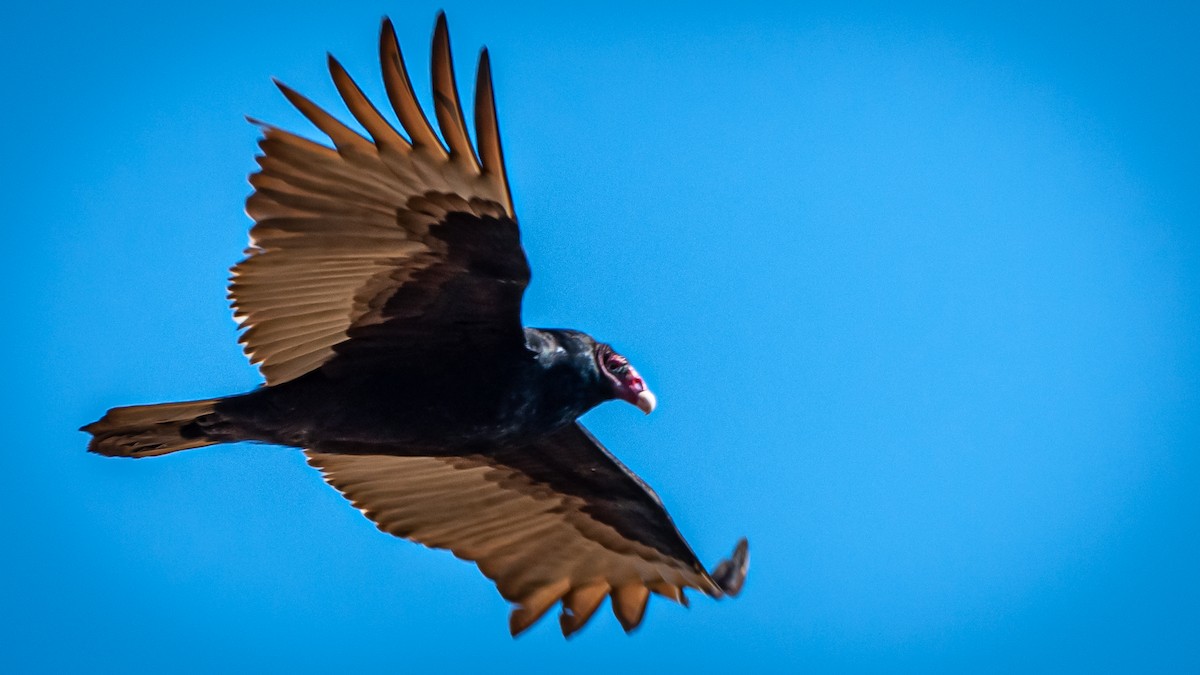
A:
[83,399,221,458]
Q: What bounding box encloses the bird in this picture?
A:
[82,13,748,638]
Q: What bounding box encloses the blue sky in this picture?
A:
[3,1,1197,672]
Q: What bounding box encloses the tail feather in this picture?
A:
[83,399,220,458]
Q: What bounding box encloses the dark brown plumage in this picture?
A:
[83,13,748,637]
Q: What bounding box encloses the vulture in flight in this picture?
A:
[84,14,748,637]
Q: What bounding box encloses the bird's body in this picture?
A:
[191,328,608,449]
[83,13,747,637]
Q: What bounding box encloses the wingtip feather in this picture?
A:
[558,582,610,638]
[610,584,650,633]
[430,10,481,171]
[711,537,750,597]
[379,11,445,154]
[472,43,513,214]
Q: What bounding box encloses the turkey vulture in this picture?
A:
[83,13,749,637]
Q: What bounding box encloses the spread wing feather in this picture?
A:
[305,422,748,637]
[231,14,525,385]
[431,13,482,172]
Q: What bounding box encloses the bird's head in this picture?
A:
[526,328,658,416]
[594,343,656,415]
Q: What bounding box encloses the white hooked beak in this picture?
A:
[636,390,657,415]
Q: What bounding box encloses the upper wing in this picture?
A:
[230,14,529,385]
[305,422,749,637]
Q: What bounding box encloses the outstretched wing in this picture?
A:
[305,423,749,637]
[231,14,529,385]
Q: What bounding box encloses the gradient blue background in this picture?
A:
[4,1,1197,671]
